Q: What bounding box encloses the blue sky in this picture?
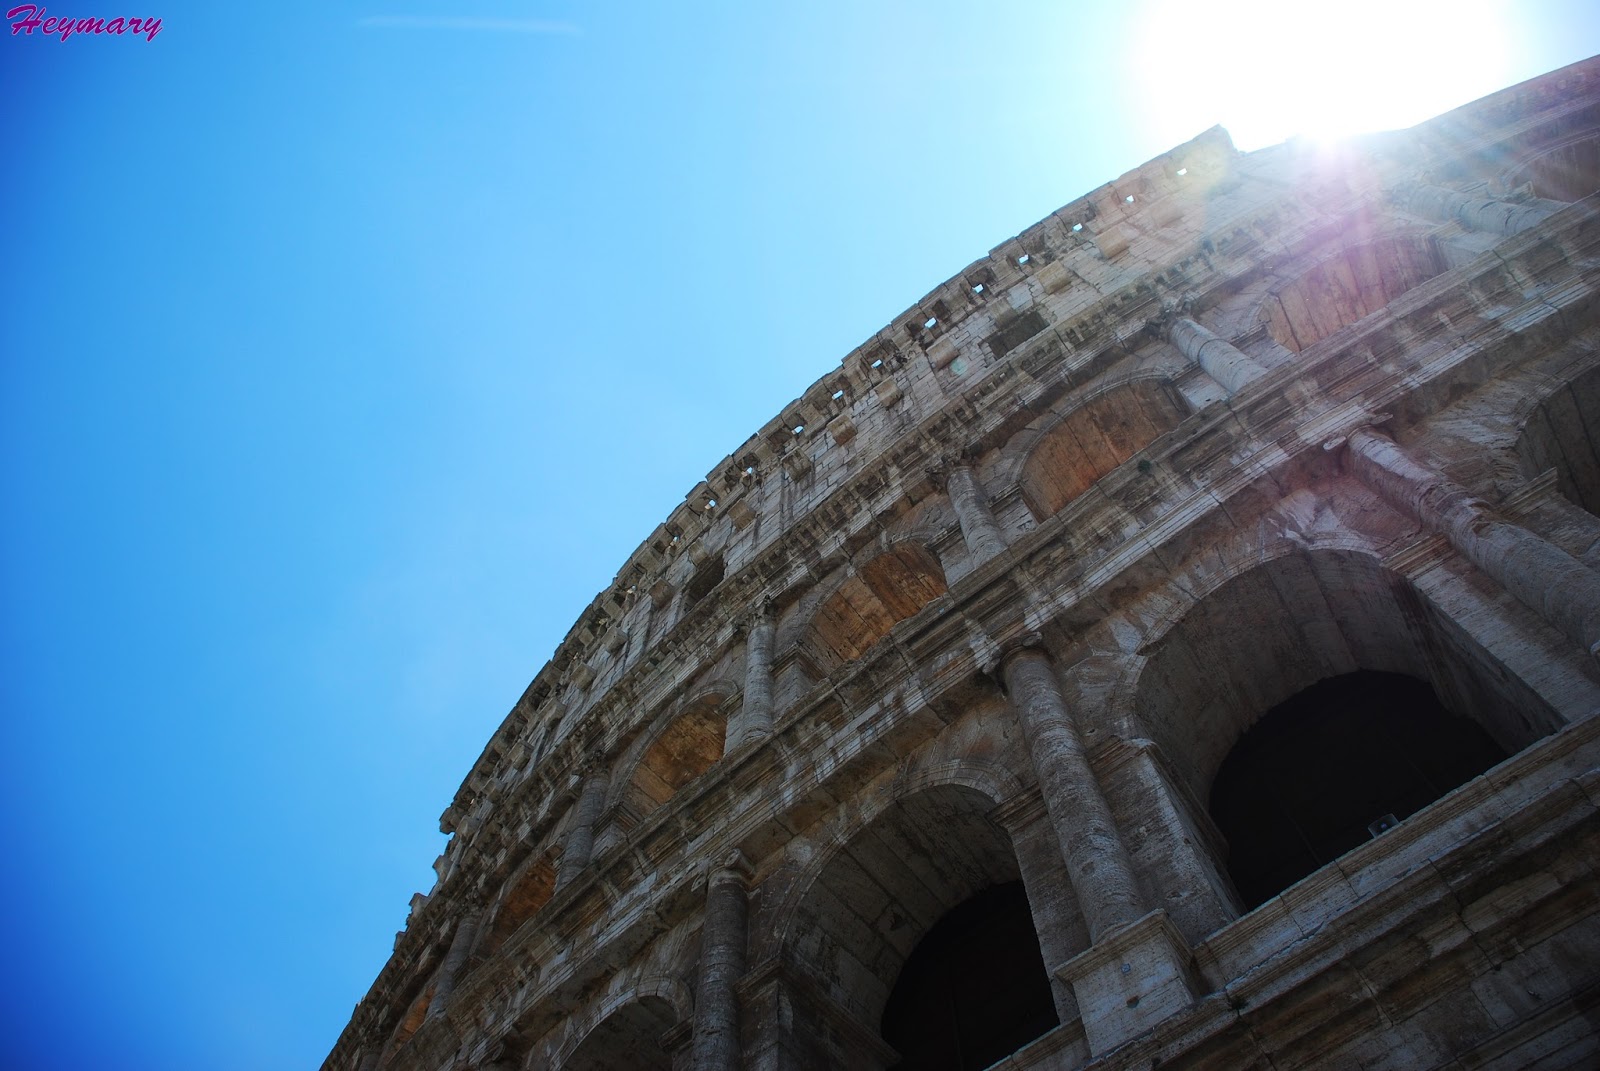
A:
[3,4,1597,1069]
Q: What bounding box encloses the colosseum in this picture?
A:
[325,57,1600,1071]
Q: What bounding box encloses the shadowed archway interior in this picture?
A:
[880,880,1058,1071]
[1210,671,1507,909]
[559,996,675,1071]
[784,784,1069,1067]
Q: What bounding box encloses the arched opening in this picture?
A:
[1135,550,1560,911]
[480,853,558,958]
[1263,237,1445,353]
[1210,671,1507,909]
[811,543,948,664]
[626,692,728,817]
[880,881,1058,1071]
[1516,363,1600,516]
[1019,380,1189,521]
[1512,134,1600,203]
[785,785,1067,1068]
[560,996,676,1071]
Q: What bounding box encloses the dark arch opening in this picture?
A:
[880,881,1059,1071]
[1210,671,1507,910]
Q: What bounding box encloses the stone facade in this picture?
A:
[325,58,1600,1071]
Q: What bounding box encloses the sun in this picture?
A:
[1129,0,1522,150]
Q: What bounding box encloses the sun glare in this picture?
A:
[1131,0,1521,150]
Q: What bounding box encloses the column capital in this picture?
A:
[995,632,1050,676]
[574,760,610,786]
[1145,295,1197,341]
[708,848,754,890]
[748,599,775,629]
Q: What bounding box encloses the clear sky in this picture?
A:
[3,4,1597,1069]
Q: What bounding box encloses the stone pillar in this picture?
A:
[733,606,776,750]
[1394,181,1564,235]
[555,770,609,892]
[945,464,1009,565]
[738,959,898,1071]
[1348,428,1600,658]
[1099,739,1238,939]
[1511,478,1600,573]
[691,857,750,1071]
[424,910,481,1020]
[626,594,656,668]
[993,789,1091,1024]
[1166,317,1267,395]
[1001,646,1144,940]
[1002,645,1200,1054]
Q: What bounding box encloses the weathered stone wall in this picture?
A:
[327,56,1600,1071]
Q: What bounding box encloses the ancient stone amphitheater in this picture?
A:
[326,58,1600,1071]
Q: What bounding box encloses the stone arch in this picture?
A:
[994,371,1187,496]
[620,684,735,820]
[1014,376,1190,522]
[799,541,949,669]
[1132,546,1555,802]
[1515,359,1600,516]
[478,847,560,959]
[1506,131,1600,202]
[1259,234,1446,353]
[553,991,682,1071]
[755,757,1027,968]
[881,487,960,550]
[773,773,1072,1068]
[1130,546,1564,908]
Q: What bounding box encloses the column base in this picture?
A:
[1056,909,1199,1055]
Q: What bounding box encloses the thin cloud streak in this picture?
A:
[358,15,581,35]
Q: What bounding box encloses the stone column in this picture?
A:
[555,770,609,892]
[1002,646,1200,1054]
[626,593,656,668]
[1166,317,1267,395]
[691,856,750,1071]
[1001,646,1144,940]
[993,790,1091,1023]
[1394,181,1564,235]
[1099,739,1238,938]
[424,910,482,1020]
[738,959,897,1071]
[1348,428,1600,658]
[1512,479,1600,573]
[733,606,776,750]
[945,464,1009,564]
